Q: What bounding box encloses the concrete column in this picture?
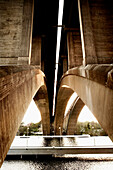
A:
[67,31,83,69]
[61,55,68,73]
[66,98,84,135]
[0,0,34,65]
[54,87,74,135]
[78,0,97,65]
[33,86,50,135]
[20,0,34,65]
[31,36,41,67]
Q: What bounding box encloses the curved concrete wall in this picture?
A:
[60,65,113,141]
[0,66,46,167]
[34,85,50,135]
[54,86,74,135]
[65,98,84,135]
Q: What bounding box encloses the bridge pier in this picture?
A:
[0,66,48,166]
[34,86,50,135]
[0,0,113,167]
[64,98,84,135]
[57,65,113,140]
[54,86,74,135]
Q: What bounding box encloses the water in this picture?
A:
[2,155,113,170]
[1,136,113,170]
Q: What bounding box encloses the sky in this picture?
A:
[65,92,98,123]
[22,100,41,125]
[22,98,98,125]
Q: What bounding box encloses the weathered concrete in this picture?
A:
[67,31,83,68]
[0,0,34,65]
[78,0,113,65]
[0,66,48,167]
[59,65,113,140]
[78,0,97,65]
[31,36,41,67]
[54,87,74,135]
[64,98,84,135]
[0,0,113,167]
[34,85,50,135]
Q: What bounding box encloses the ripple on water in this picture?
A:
[1,155,113,170]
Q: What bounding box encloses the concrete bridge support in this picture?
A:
[34,85,50,135]
[54,87,74,135]
[58,65,113,140]
[0,66,49,167]
[0,0,113,167]
[0,0,34,65]
[78,0,113,65]
[64,98,84,135]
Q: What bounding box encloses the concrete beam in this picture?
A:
[67,31,83,69]
[60,65,113,141]
[0,66,45,167]
[0,0,34,65]
[31,36,41,67]
[78,0,97,65]
[78,0,113,65]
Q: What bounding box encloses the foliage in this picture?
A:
[74,121,107,136]
[17,121,42,136]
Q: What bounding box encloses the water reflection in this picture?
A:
[2,155,113,170]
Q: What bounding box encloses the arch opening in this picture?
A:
[75,105,108,137]
[16,99,42,136]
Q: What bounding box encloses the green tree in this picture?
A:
[17,121,42,136]
[74,121,107,136]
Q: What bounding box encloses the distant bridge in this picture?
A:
[0,0,113,167]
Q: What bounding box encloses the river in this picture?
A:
[1,136,113,170]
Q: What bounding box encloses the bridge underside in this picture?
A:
[0,66,50,165]
[0,0,113,167]
[54,65,113,139]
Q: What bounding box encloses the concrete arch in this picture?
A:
[60,65,113,141]
[64,98,85,135]
[33,85,50,135]
[54,86,74,135]
[0,66,47,166]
